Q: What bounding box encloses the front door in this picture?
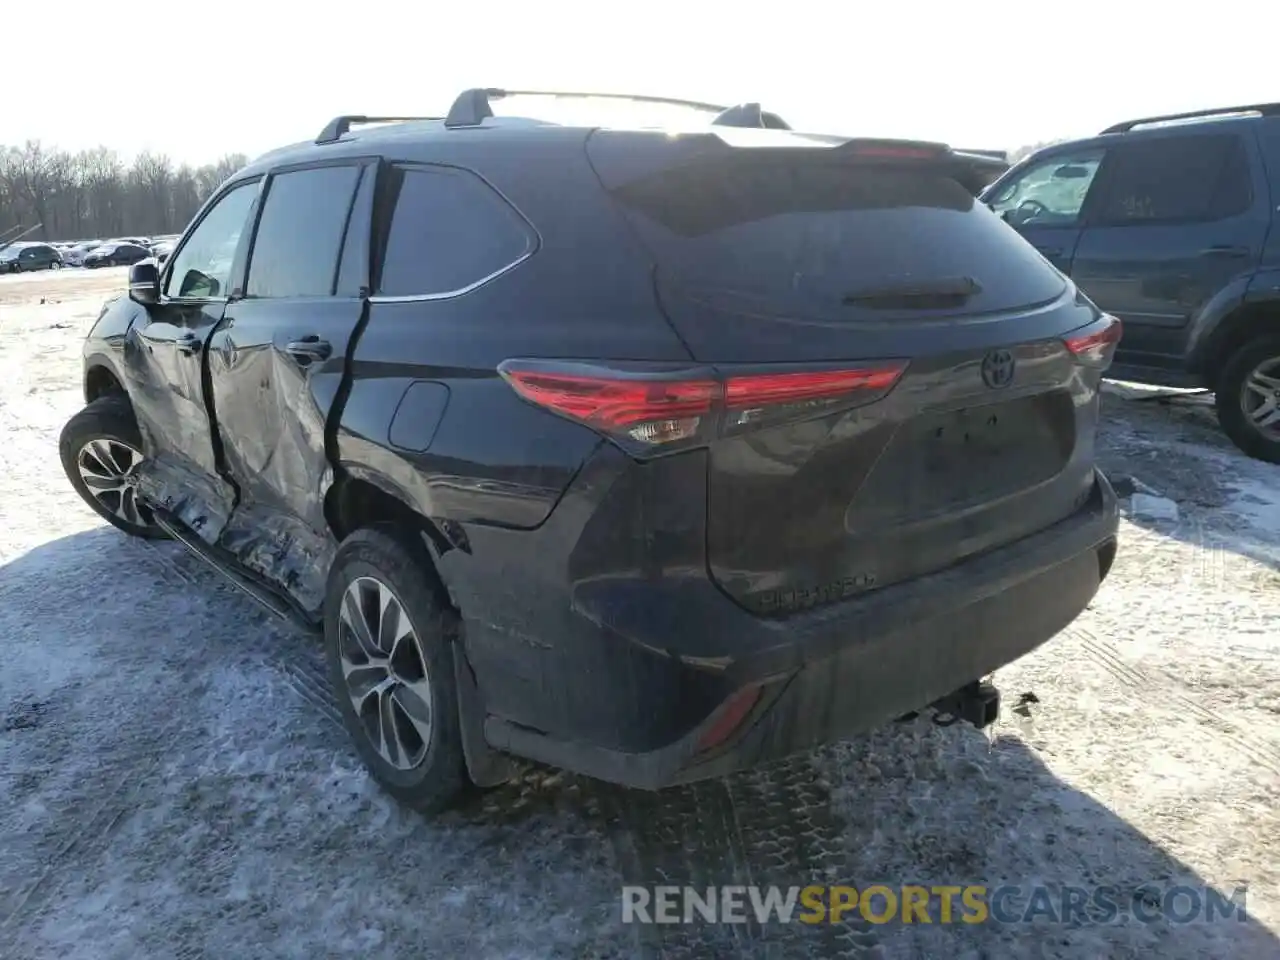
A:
[206,161,374,607]
[124,178,261,535]
[1068,131,1269,375]
[986,146,1107,276]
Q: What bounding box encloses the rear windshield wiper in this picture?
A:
[842,275,981,310]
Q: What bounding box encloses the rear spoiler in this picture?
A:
[588,131,1012,197]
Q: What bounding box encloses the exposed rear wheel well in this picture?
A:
[1199,301,1280,392]
[326,473,455,605]
[84,364,125,404]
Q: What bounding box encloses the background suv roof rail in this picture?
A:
[315,115,443,144]
[1100,102,1280,135]
[443,87,735,128]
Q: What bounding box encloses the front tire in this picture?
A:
[1216,334,1280,464]
[324,526,468,814]
[58,395,166,538]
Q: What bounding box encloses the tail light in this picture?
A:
[498,359,907,454]
[1065,314,1122,367]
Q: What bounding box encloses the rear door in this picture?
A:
[984,145,1107,274]
[1068,131,1269,372]
[207,159,373,544]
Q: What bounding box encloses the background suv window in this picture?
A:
[165,181,259,299]
[247,165,362,298]
[375,165,533,298]
[1093,134,1252,225]
[987,149,1105,227]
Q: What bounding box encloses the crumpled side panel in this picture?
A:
[214,499,335,616]
[134,452,236,544]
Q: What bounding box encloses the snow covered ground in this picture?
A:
[1,269,1277,959]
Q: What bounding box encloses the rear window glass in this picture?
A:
[606,159,1067,319]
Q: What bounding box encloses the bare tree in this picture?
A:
[0,141,249,241]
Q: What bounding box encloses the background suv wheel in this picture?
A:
[1216,334,1280,464]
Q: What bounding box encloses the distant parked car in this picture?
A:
[83,243,150,268]
[0,242,63,273]
[150,240,176,263]
[63,242,103,267]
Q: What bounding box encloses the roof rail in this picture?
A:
[443,87,732,128]
[710,103,792,130]
[1100,102,1280,135]
[315,115,442,144]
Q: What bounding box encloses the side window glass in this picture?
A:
[165,181,259,299]
[1207,137,1253,220]
[335,166,375,297]
[987,150,1105,227]
[376,165,533,298]
[1095,135,1250,225]
[246,165,362,298]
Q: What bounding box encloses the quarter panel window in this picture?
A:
[247,165,362,298]
[375,165,534,298]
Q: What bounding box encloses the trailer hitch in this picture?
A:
[928,680,1001,729]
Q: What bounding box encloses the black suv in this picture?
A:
[0,242,63,272]
[983,102,1280,462]
[59,89,1120,812]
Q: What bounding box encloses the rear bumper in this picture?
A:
[484,469,1119,789]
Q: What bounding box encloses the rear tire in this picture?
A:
[1215,334,1280,464]
[324,526,468,815]
[58,394,167,538]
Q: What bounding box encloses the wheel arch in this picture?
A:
[324,464,513,787]
[325,464,456,599]
[1191,298,1280,392]
[84,358,127,405]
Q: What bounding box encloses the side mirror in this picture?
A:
[1052,164,1090,180]
[128,259,161,306]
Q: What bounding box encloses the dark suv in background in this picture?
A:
[59,89,1120,813]
[983,102,1280,462]
[0,242,63,273]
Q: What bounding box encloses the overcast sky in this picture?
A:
[6,1,1274,165]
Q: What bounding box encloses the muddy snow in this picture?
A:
[1,269,1277,959]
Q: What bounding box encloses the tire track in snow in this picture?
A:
[0,684,186,940]
[1069,625,1280,779]
[133,538,345,731]
[601,755,873,958]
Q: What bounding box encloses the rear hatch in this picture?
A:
[585,128,1118,615]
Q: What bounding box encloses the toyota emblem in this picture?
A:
[981,350,1016,389]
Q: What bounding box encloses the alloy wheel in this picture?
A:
[76,437,151,527]
[337,576,434,771]
[1240,356,1280,440]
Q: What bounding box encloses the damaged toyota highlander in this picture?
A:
[58,89,1121,814]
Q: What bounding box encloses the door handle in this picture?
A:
[1200,245,1251,259]
[1036,247,1064,259]
[284,336,332,364]
[176,333,202,355]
